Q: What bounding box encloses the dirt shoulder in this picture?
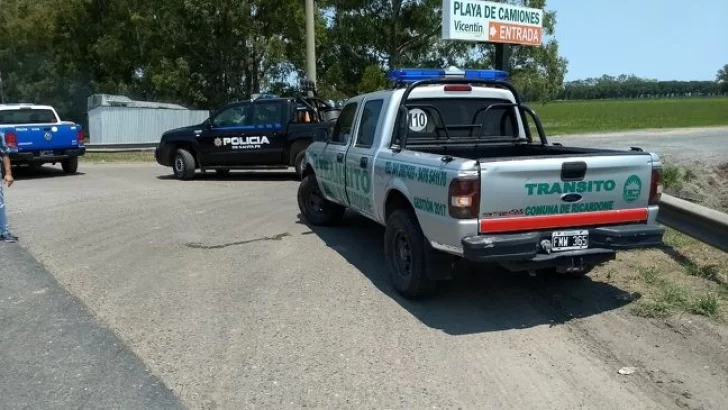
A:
[573,158,728,409]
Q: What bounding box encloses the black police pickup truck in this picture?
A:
[155,94,341,180]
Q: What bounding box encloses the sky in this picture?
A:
[546,0,728,82]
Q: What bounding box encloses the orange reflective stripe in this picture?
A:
[479,208,649,233]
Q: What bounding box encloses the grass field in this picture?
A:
[527,97,728,135]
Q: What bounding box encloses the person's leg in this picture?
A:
[0,183,15,242]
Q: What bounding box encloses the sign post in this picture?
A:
[441,0,544,71]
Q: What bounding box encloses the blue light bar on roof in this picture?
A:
[387,66,509,83]
[464,69,509,81]
[386,68,447,82]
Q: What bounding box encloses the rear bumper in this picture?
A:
[11,147,86,163]
[461,223,665,268]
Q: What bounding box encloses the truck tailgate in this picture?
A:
[478,154,654,234]
[15,123,81,151]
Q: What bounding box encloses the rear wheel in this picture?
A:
[61,157,78,174]
[297,174,345,226]
[173,148,196,180]
[384,209,440,299]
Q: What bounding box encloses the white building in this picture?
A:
[87,94,209,145]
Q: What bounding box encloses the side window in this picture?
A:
[356,99,383,148]
[211,104,251,127]
[251,102,285,127]
[331,102,358,144]
[294,103,317,123]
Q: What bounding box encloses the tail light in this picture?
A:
[649,167,663,205]
[77,129,85,145]
[444,84,472,92]
[5,131,17,148]
[448,177,480,219]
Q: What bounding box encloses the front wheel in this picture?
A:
[384,209,439,299]
[61,157,78,174]
[297,174,345,226]
[173,148,196,180]
[293,150,306,180]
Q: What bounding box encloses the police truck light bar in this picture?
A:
[386,66,509,83]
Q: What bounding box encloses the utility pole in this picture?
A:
[494,44,510,72]
[304,0,317,97]
[0,69,5,104]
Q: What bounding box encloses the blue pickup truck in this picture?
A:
[0,103,85,173]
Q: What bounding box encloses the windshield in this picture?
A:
[0,108,58,125]
[399,97,520,144]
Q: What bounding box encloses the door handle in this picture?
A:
[336,153,344,163]
[360,157,368,168]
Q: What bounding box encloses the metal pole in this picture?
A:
[0,70,5,103]
[494,43,510,72]
[305,0,317,97]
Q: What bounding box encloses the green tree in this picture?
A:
[318,0,568,101]
[718,64,728,93]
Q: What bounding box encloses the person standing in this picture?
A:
[0,130,18,243]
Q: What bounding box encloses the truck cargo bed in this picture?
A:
[410,143,647,161]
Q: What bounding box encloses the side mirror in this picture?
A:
[203,118,213,129]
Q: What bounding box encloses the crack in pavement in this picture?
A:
[185,232,293,250]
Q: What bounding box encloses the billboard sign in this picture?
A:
[442,0,544,46]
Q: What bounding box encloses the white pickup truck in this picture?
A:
[297,67,665,299]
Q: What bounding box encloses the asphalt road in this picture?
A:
[2,127,728,410]
[553,126,728,166]
[0,241,183,410]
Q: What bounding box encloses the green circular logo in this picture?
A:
[623,175,642,203]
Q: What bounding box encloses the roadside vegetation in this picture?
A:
[661,161,728,213]
[628,228,728,320]
[591,161,728,323]
[81,152,155,163]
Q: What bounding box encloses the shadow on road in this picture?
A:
[11,165,85,180]
[299,212,634,336]
[156,170,297,182]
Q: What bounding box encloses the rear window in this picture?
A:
[0,109,58,125]
[399,98,520,144]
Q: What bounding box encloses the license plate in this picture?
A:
[551,230,589,251]
[40,150,54,157]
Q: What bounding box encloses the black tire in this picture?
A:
[383,209,441,299]
[215,169,231,177]
[297,174,345,226]
[61,157,78,174]
[173,148,196,180]
[293,150,306,180]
